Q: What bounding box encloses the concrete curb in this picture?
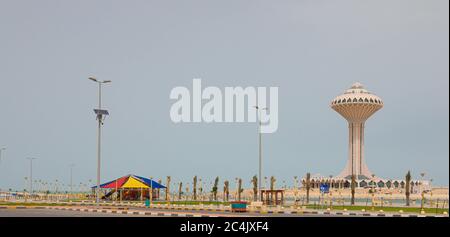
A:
[45,206,219,217]
[104,205,444,217]
[0,206,47,209]
[269,209,442,217]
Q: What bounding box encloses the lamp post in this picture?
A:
[0,147,6,165]
[69,164,75,199]
[26,158,37,196]
[293,176,298,206]
[371,174,376,211]
[235,177,239,201]
[88,76,111,205]
[329,175,333,209]
[254,106,268,202]
[430,178,433,202]
[264,176,268,190]
[420,172,426,194]
[150,176,153,207]
[23,177,28,200]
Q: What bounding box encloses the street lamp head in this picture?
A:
[102,80,112,83]
[254,106,268,110]
[88,76,98,82]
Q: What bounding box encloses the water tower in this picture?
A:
[331,82,383,180]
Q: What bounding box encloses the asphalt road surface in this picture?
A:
[0,208,141,217]
[0,206,342,217]
[127,206,333,217]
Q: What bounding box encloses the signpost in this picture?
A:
[320,184,330,194]
[319,184,329,209]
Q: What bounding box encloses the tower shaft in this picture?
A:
[339,122,372,179]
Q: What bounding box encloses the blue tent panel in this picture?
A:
[134,175,166,189]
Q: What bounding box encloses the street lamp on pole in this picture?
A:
[420,172,426,193]
[150,176,153,207]
[0,147,6,165]
[88,76,111,205]
[254,106,268,202]
[69,164,75,199]
[26,157,37,195]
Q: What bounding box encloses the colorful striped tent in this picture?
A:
[96,174,166,189]
[93,175,166,201]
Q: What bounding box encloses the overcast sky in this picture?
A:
[0,0,448,191]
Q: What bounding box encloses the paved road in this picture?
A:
[0,208,144,217]
[77,205,340,217]
[0,208,334,217]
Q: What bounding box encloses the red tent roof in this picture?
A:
[100,176,128,189]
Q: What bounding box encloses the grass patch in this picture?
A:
[0,202,70,206]
[306,204,448,214]
[152,200,230,206]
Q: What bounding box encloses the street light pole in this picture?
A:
[69,164,75,199]
[420,172,426,194]
[26,157,37,195]
[150,176,153,207]
[89,76,111,205]
[0,147,6,165]
[254,106,268,202]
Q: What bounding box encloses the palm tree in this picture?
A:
[193,176,198,201]
[251,175,258,201]
[178,182,183,200]
[270,176,276,190]
[237,178,243,201]
[212,177,219,201]
[165,176,171,201]
[306,173,311,204]
[157,179,162,198]
[293,176,298,203]
[223,181,229,202]
[270,176,276,203]
[406,171,411,206]
[351,174,356,205]
[198,178,203,200]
